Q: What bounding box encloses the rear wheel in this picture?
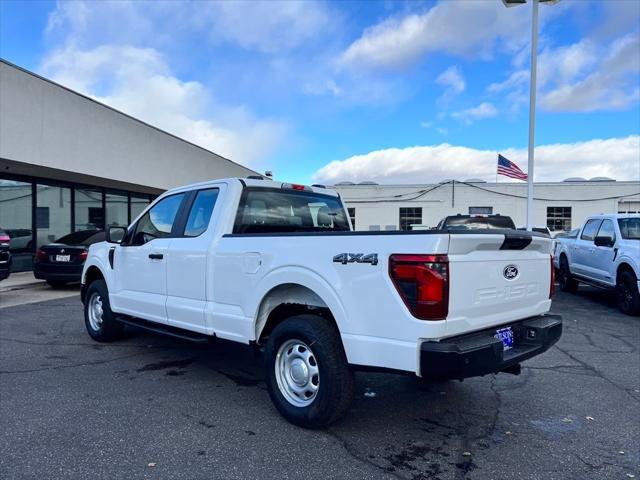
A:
[558,256,578,293]
[616,270,640,316]
[83,279,124,342]
[264,314,354,428]
[46,280,67,288]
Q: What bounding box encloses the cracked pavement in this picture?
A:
[1,287,638,479]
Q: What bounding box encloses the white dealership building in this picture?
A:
[0,60,255,271]
[334,179,640,232]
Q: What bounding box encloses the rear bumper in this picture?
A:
[419,314,562,379]
[34,264,83,282]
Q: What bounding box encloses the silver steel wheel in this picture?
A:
[87,292,104,332]
[275,339,320,407]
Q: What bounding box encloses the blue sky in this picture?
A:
[1,0,639,184]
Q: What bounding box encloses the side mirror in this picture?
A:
[106,226,127,244]
[594,236,614,247]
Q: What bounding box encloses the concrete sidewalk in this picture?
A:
[0,271,44,292]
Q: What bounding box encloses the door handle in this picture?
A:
[148,253,164,260]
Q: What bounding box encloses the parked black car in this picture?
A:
[0,229,12,281]
[34,230,106,287]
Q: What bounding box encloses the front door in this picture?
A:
[110,192,187,324]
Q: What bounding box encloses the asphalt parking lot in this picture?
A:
[1,287,638,480]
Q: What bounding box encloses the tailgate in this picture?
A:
[446,232,553,336]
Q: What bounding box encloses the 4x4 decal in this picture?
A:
[333,253,378,266]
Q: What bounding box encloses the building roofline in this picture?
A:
[0,58,259,176]
[332,180,640,187]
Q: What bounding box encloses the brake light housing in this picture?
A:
[389,254,449,320]
[79,249,89,262]
[35,249,48,261]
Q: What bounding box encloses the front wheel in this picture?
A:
[83,279,124,342]
[264,315,354,428]
[616,271,640,316]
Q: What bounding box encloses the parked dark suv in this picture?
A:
[0,229,12,281]
[34,230,106,287]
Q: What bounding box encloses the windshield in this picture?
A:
[234,188,350,234]
[618,218,640,240]
[443,216,515,230]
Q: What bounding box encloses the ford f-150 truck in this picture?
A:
[81,177,561,427]
[554,214,640,315]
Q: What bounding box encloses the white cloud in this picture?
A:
[419,121,433,129]
[41,44,286,166]
[436,65,465,105]
[45,0,330,54]
[490,33,640,113]
[313,136,640,184]
[199,1,331,53]
[540,34,640,112]
[339,1,530,70]
[452,102,498,124]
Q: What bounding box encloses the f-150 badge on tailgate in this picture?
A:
[333,253,378,266]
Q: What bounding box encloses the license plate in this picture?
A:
[55,254,71,262]
[495,327,514,351]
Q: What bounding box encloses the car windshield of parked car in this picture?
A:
[618,218,640,239]
[234,188,350,234]
[55,230,106,245]
[444,216,515,230]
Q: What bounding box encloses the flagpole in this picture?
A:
[525,0,539,231]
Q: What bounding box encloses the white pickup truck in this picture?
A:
[81,177,561,427]
[554,214,640,315]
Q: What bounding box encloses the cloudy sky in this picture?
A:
[1,0,639,184]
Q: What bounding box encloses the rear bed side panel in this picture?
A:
[213,232,450,373]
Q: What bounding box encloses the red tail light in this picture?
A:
[389,254,449,320]
[549,255,555,298]
[35,249,48,260]
[79,249,89,262]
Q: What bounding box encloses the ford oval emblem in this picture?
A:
[503,265,518,280]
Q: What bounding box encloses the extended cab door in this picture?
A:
[591,219,617,285]
[165,187,221,333]
[571,219,602,277]
[110,193,188,324]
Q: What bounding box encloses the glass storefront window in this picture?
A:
[75,188,104,232]
[131,194,151,223]
[0,179,33,271]
[36,184,71,248]
[106,191,128,227]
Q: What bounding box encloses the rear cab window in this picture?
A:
[233,187,350,234]
[442,216,515,230]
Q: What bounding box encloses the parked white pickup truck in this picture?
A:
[554,214,640,315]
[81,177,561,427]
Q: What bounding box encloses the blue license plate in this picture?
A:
[495,327,514,351]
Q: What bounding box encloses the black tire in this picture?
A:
[264,314,354,428]
[558,256,579,293]
[83,279,124,342]
[616,270,640,316]
[46,280,67,288]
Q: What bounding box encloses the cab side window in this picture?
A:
[184,189,219,237]
[596,219,615,244]
[131,193,185,245]
[580,219,602,241]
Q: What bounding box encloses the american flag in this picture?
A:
[497,154,528,181]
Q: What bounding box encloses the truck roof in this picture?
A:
[585,213,639,221]
[163,177,340,197]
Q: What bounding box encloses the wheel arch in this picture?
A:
[81,265,106,303]
[254,282,344,345]
[617,261,637,282]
